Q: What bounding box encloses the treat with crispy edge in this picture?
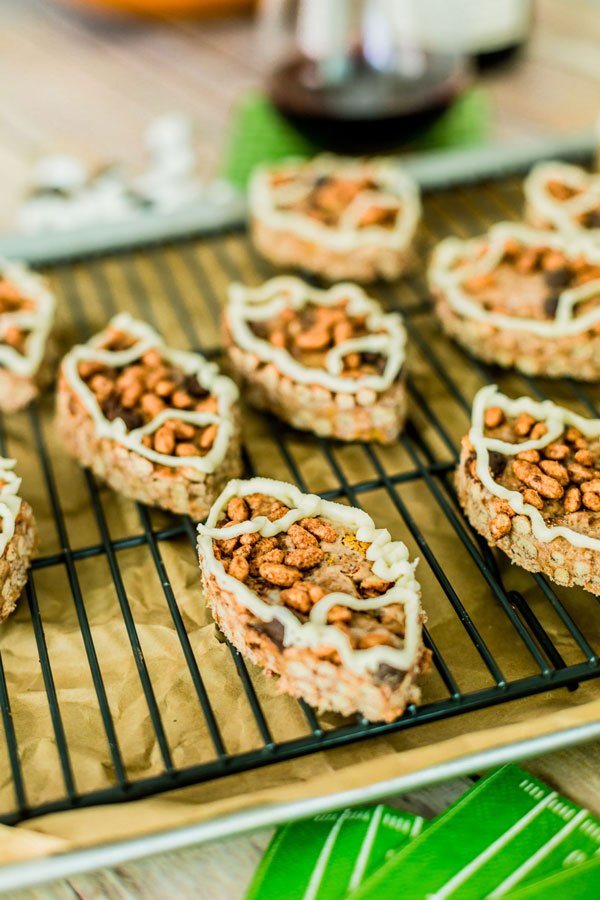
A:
[429,222,600,380]
[524,161,600,240]
[0,258,55,412]
[197,477,430,722]
[0,457,38,622]
[56,313,241,518]
[224,276,407,443]
[249,155,421,283]
[457,384,600,595]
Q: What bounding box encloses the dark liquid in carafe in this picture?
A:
[267,51,470,153]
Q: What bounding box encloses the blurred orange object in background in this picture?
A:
[58,0,255,16]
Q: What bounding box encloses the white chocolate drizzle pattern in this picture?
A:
[524,161,600,240]
[0,258,55,377]
[62,313,239,474]
[470,384,600,551]
[0,458,25,557]
[429,222,600,338]
[197,477,422,676]
[249,154,421,252]
[227,276,406,394]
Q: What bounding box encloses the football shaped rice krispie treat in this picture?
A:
[224,276,407,443]
[458,384,600,595]
[0,457,37,622]
[429,222,600,380]
[197,477,431,723]
[57,314,241,518]
[524,161,600,240]
[0,259,55,412]
[249,155,421,283]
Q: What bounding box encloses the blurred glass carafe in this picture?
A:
[413,0,533,66]
[257,0,471,152]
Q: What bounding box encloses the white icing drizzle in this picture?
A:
[249,154,421,252]
[0,457,24,557]
[227,276,406,394]
[524,161,600,240]
[62,313,239,474]
[470,384,600,552]
[197,477,422,677]
[429,222,600,338]
[0,258,55,377]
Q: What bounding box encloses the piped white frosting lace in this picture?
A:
[524,161,600,240]
[227,276,406,395]
[0,258,55,377]
[249,154,421,252]
[62,313,239,474]
[0,458,25,557]
[429,222,600,338]
[470,384,600,551]
[197,477,422,677]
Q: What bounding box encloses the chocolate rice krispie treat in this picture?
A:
[524,161,600,241]
[458,384,600,595]
[429,223,600,380]
[0,457,38,622]
[0,259,55,412]
[225,276,407,443]
[57,314,241,518]
[197,477,431,722]
[249,155,421,283]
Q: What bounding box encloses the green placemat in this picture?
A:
[221,86,493,188]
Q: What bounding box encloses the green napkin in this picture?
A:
[500,855,600,899]
[346,765,600,900]
[221,86,492,188]
[244,767,600,900]
[244,804,427,900]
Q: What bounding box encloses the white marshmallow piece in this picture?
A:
[33,154,89,193]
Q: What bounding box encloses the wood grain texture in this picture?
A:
[0,0,600,225]
[1,1,600,897]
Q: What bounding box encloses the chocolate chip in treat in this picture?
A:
[362,351,387,374]
[375,662,405,686]
[249,321,269,340]
[543,294,560,319]
[107,333,137,352]
[583,210,600,229]
[184,374,209,399]
[250,619,285,652]
[298,305,318,330]
[544,267,572,288]
[488,450,507,478]
[119,410,144,430]
[296,269,326,288]
[102,397,143,430]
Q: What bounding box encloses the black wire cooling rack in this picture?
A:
[0,174,599,828]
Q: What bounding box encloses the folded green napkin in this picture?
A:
[347,765,600,900]
[244,805,427,900]
[244,766,600,900]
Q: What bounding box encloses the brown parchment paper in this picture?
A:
[1,183,600,866]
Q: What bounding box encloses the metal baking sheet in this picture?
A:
[0,161,599,891]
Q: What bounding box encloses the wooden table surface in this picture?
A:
[2,0,600,897]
